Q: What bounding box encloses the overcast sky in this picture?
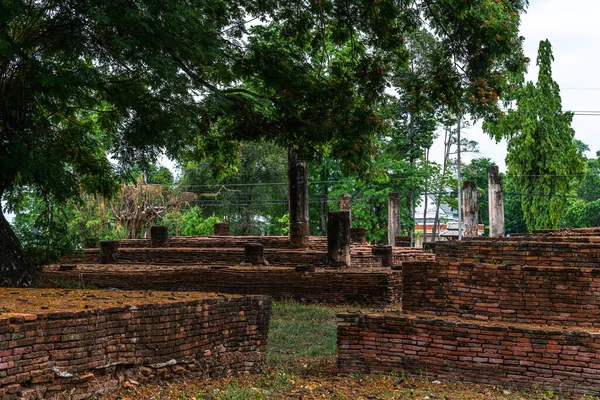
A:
[431,0,600,172]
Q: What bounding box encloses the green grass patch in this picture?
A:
[266,300,338,369]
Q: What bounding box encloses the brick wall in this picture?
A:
[337,313,600,395]
[62,247,328,267]
[0,291,270,399]
[115,236,322,249]
[40,266,402,307]
[402,260,600,326]
[63,241,431,268]
[425,240,600,267]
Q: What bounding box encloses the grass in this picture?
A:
[103,300,600,400]
[266,300,338,370]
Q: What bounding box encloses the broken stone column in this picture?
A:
[462,180,478,238]
[214,223,230,236]
[488,166,505,237]
[100,240,119,264]
[244,243,265,265]
[288,151,309,248]
[340,193,352,227]
[372,245,393,267]
[150,225,169,247]
[388,192,401,246]
[327,211,351,267]
[350,227,367,244]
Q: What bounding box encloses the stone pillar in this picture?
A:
[350,227,367,244]
[288,151,309,248]
[462,180,478,238]
[372,245,393,267]
[488,166,505,237]
[388,192,401,246]
[327,211,351,267]
[150,225,169,247]
[100,240,119,264]
[214,222,230,236]
[244,243,264,265]
[340,193,352,227]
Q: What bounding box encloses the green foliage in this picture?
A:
[560,154,600,228]
[179,208,220,236]
[119,165,175,187]
[484,40,586,231]
[1,0,530,283]
[178,141,288,236]
[12,193,79,265]
[68,194,127,241]
[502,175,528,234]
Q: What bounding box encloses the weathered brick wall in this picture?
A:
[63,242,431,268]
[425,240,600,267]
[0,291,270,399]
[402,260,600,326]
[40,266,402,306]
[337,313,600,395]
[63,247,329,267]
[115,236,324,249]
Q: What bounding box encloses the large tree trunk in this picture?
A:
[0,209,35,287]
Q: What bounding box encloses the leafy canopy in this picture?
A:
[484,40,586,231]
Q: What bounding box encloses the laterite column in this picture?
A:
[488,166,505,237]
[289,151,309,248]
[388,192,401,246]
[327,211,351,267]
[462,180,478,238]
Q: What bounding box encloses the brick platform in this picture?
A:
[63,235,432,268]
[424,239,600,267]
[0,289,270,399]
[402,261,600,327]
[40,265,402,307]
[337,228,600,395]
[338,312,600,395]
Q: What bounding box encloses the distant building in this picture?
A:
[413,194,484,247]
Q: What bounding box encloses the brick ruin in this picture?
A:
[338,228,600,395]
[29,195,432,396]
[0,289,270,399]
[45,234,432,306]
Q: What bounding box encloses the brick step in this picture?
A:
[63,247,328,266]
[402,260,600,327]
[425,240,600,267]
[40,264,403,306]
[106,236,326,249]
[337,311,600,395]
[0,288,269,399]
[63,245,432,267]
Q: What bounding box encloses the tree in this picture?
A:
[560,152,600,228]
[484,40,586,231]
[1,0,529,286]
[178,141,288,236]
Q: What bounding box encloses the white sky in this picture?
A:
[431,0,600,172]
